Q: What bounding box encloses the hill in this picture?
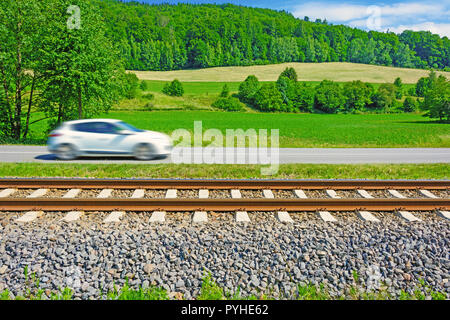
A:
[131,62,450,83]
[97,0,450,71]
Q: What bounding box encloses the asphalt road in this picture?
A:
[1,145,449,164]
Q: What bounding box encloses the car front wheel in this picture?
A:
[55,144,78,160]
[133,143,156,160]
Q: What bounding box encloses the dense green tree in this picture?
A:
[219,84,230,98]
[0,0,123,140]
[421,75,449,121]
[253,83,284,112]
[238,75,260,106]
[394,77,403,99]
[279,67,298,82]
[314,80,345,113]
[343,81,373,112]
[371,83,398,111]
[291,83,314,112]
[402,97,417,113]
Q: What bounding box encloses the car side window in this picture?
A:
[93,122,118,134]
[73,122,121,134]
[73,123,96,133]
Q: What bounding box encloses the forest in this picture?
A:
[97,0,450,71]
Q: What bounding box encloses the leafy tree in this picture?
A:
[393,77,403,99]
[371,83,398,111]
[421,75,449,121]
[402,97,417,113]
[238,75,260,106]
[343,81,373,112]
[276,76,296,110]
[219,84,229,98]
[279,67,298,82]
[162,79,184,97]
[121,73,140,99]
[253,83,283,112]
[291,83,314,113]
[314,80,345,113]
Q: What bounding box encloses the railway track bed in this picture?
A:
[0,178,449,224]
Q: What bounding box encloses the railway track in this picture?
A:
[0,178,449,223]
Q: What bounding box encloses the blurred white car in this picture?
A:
[47,119,173,160]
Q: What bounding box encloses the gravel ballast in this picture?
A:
[0,211,448,300]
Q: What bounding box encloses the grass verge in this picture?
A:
[0,163,448,180]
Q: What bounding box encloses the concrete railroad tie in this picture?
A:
[235,211,250,223]
[61,211,84,222]
[103,211,125,223]
[0,189,16,198]
[316,211,337,222]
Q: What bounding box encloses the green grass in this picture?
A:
[0,163,448,179]
[21,111,450,148]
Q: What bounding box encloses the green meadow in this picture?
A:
[20,111,450,148]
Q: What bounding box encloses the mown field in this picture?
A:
[132,62,450,83]
[21,111,450,148]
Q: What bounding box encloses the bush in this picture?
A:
[238,75,260,106]
[253,83,284,112]
[314,80,345,113]
[402,97,417,112]
[279,67,298,82]
[140,81,149,91]
[162,79,184,96]
[211,97,244,111]
[122,73,140,99]
[219,84,230,98]
[141,93,154,100]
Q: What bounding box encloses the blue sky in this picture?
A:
[121,0,450,37]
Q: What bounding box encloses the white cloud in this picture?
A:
[292,1,450,37]
[389,22,450,38]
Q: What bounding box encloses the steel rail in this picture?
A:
[0,178,449,190]
[1,198,448,212]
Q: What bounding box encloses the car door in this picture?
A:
[73,122,121,153]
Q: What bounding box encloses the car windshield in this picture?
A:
[116,121,144,132]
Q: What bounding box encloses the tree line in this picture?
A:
[211,68,449,121]
[98,0,450,71]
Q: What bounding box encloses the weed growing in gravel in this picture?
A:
[0,268,447,300]
[104,279,169,300]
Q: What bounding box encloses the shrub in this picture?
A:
[238,75,260,106]
[279,67,298,82]
[253,83,284,112]
[142,93,154,100]
[402,97,417,112]
[314,80,345,113]
[219,84,230,98]
[162,79,184,96]
[122,73,140,99]
[140,81,149,91]
[211,97,244,111]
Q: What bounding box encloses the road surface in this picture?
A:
[0,146,449,164]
